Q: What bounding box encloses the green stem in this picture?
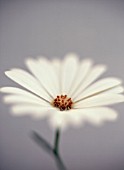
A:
[31,130,67,169]
[53,128,60,155]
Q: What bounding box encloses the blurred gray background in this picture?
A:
[0,0,124,170]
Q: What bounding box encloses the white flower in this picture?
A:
[1,53,124,129]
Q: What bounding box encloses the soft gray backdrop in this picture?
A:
[0,0,124,170]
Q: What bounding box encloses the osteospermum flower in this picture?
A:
[1,53,124,129]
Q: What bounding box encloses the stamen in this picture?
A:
[53,95,73,111]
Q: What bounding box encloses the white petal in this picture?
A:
[5,69,51,102]
[105,86,124,93]
[3,95,51,106]
[72,65,107,100]
[52,59,61,94]
[75,77,122,102]
[0,87,31,95]
[11,104,55,118]
[64,110,84,127]
[52,58,61,73]
[0,87,50,106]
[49,111,68,129]
[74,107,118,125]
[48,110,83,129]
[48,107,118,129]
[61,53,79,94]
[26,58,59,98]
[74,93,124,108]
[69,59,93,96]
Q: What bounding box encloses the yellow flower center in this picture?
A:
[53,95,73,111]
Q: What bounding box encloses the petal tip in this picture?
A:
[65,52,79,59]
[0,87,4,92]
[5,70,10,75]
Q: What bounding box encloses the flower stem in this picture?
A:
[53,128,60,155]
[31,130,67,170]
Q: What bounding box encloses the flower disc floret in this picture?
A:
[53,95,73,111]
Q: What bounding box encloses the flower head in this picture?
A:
[1,53,124,129]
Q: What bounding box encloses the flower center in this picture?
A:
[53,95,73,111]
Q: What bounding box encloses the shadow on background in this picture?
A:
[31,131,67,170]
